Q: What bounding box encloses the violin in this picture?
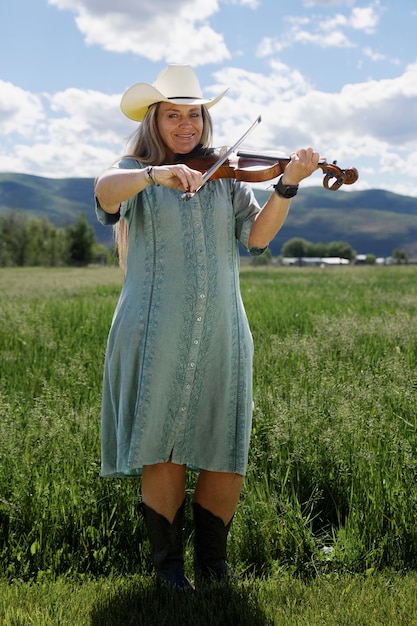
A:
[176,147,359,192]
[174,116,358,200]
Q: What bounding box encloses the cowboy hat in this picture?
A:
[120,64,228,122]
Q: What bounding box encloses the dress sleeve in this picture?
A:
[232,181,267,256]
[95,157,142,226]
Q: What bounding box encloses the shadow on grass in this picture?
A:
[90,577,268,626]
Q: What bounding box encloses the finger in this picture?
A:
[301,147,314,162]
[174,165,201,191]
[184,169,203,192]
[170,167,192,191]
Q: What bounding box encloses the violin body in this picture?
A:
[176,147,359,191]
[176,149,287,184]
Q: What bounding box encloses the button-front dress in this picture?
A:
[96,158,264,477]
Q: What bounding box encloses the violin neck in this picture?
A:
[237,149,328,167]
[236,150,290,164]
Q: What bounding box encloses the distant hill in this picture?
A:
[254,186,417,257]
[0,172,107,241]
[0,172,416,257]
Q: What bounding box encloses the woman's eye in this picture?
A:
[167,112,200,120]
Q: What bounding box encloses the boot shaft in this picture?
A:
[141,499,194,589]
[193,502,234,581]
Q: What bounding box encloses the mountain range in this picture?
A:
[0,172,416,258]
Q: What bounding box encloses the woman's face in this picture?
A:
[157,102,204,158]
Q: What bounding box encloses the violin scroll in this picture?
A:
[319,160,359,191]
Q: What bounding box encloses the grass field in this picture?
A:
[1,265,417,625]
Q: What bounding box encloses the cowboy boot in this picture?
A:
[193,502,235,582]
[141,499,194,590]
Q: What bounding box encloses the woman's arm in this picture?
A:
[94,164,204,214]
[94,167,151,214]
[248,148,320,249]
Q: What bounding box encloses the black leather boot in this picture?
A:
[141,499,194,590]
[193,502,235,582]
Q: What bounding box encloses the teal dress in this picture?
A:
[96,158,264,477]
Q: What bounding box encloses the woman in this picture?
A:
[95,64,319,589]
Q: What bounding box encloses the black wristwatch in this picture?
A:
[273,175,299,199]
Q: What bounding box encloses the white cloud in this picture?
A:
[362,47,385,62]
[0,81,45,135]
[48,0,230,65]
[350,4,380,33]
[303,0,355,6]
[211,61,417,194]
[228,0,260,7]
[271,61,417,148]
[257,1,382,55]
[0,140,116,180]
[0,83,134,178]
[257,19,354,55]
[48,88,130,142]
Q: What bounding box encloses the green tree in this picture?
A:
[66,212,96,266]
[23,216,67,266]
[392,248,408,264]
[92,243,115,266]
[281,237,309,258]
[0,210,70,267]
[0,210,31,266]
[310,242,327,257]
[281,238,356,261]
[325,241,356,260]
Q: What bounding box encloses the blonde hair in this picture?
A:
[115,103,213,272]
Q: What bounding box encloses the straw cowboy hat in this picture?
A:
[120,64,228,122]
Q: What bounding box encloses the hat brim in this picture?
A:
[120,83,228,122]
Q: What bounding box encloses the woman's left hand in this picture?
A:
[281,147,320,186]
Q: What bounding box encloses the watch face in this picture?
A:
[283,187,298,198]
[276,179,298,197]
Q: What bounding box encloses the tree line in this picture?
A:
[0,210,112,267]
[253,237,408,265]
[0,210,408,268]
[281,237,356,260]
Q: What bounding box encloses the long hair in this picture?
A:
[115,103,213,272]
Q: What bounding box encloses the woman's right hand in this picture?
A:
[151,164,203,193]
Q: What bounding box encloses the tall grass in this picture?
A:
[0,267,145,578]
[240,265,417,575]
[0,265,416,582]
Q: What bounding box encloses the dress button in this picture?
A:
[197,316,202,322]
[193,339,199,345]
[181,406,186,412]
[190,362,196,368]
[199,293,205,299]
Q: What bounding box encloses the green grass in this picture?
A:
[240,266,417,576]
[1,571,417,625]
[1,265,417,624]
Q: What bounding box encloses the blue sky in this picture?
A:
[1,0,417,196]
